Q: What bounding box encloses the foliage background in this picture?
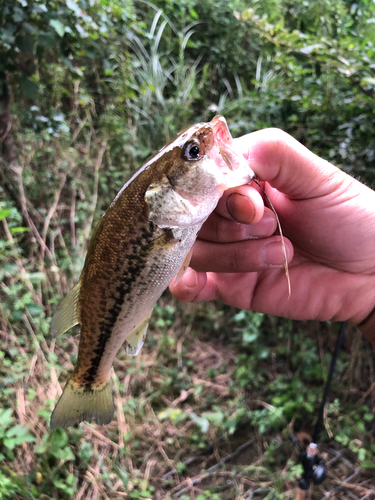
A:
[0,0,374,498]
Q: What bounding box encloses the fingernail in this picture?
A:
[245,211,276,238]
[227,193,255,224]
[181,267,198,288]
[261,211,276,227]
[262,241,285,266]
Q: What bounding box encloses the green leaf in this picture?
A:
[52,446,75,461]
[361,459,375,468]
[26,303,43,315]
[0,408,14,427]
[202,410,224,426]
[0,209,11,220]
[19,78,38,99]
[49,428,69,449]
[158,408,187,424]
[243,332,258,344]
[0,24,17,45]
[49,20,65,37]
[361,77,375,86]
[32,4,48,14]
[189,8,199,20]
[53,476,74,494]
[138,492,152,498]
[15,35,34,54]
[27,272,46,283]
[10,226,30,234]
[22,22,37,34]
[13,6,26,23]
[78,441,94,463]
[66,0,82,17]
[189,412,209,433]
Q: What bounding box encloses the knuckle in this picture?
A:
[228,247,243,272]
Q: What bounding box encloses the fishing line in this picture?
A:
[252,178,291,297]
[312,320,346,444]
[291,321,346,494]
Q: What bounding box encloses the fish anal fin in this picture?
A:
[51,282,81,338]
[50,377,114,429]
[173,248,193,287]
[125,313,151,356]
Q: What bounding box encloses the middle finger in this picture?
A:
[198,207,277,243]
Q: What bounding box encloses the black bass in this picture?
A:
[50,115,254,428]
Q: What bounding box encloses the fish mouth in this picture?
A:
[210,115,233,145]
[209,115,255,181]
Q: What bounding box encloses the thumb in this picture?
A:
[234,129,350,200]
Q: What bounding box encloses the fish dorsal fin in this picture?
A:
[125,313,151,356]
[51,282,81,338]
[173,248,193,287]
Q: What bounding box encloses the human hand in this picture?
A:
[170,128,375,340]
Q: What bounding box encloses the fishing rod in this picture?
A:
[291,321,346,499]
[253,178,346,497]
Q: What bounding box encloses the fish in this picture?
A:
[50,115,255,429]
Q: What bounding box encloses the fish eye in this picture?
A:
[183,141,202,161]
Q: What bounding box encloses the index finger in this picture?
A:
[233,129,349,200]
[215,184,264,224]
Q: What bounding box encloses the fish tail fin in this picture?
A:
[50,377,114,429]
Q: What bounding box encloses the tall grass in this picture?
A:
[125,10,210,148]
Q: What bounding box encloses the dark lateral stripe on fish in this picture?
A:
[76,223,159,386]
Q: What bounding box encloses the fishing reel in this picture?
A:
[290,434,327,490]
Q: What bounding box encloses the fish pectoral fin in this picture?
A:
[125,313,151,356]
[173,248,193,287]
[145,178,197,227]
[51,281,81,338]
[50,377,114,429]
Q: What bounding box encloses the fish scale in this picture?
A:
[75,225,162,384]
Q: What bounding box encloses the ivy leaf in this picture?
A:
[16,34,34,53]
[1,24,17,46]
[49,19,65,37]
[19,77,38,99]
[13,7,26,23]
[22,22,37,34]
[66,0,82,17]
